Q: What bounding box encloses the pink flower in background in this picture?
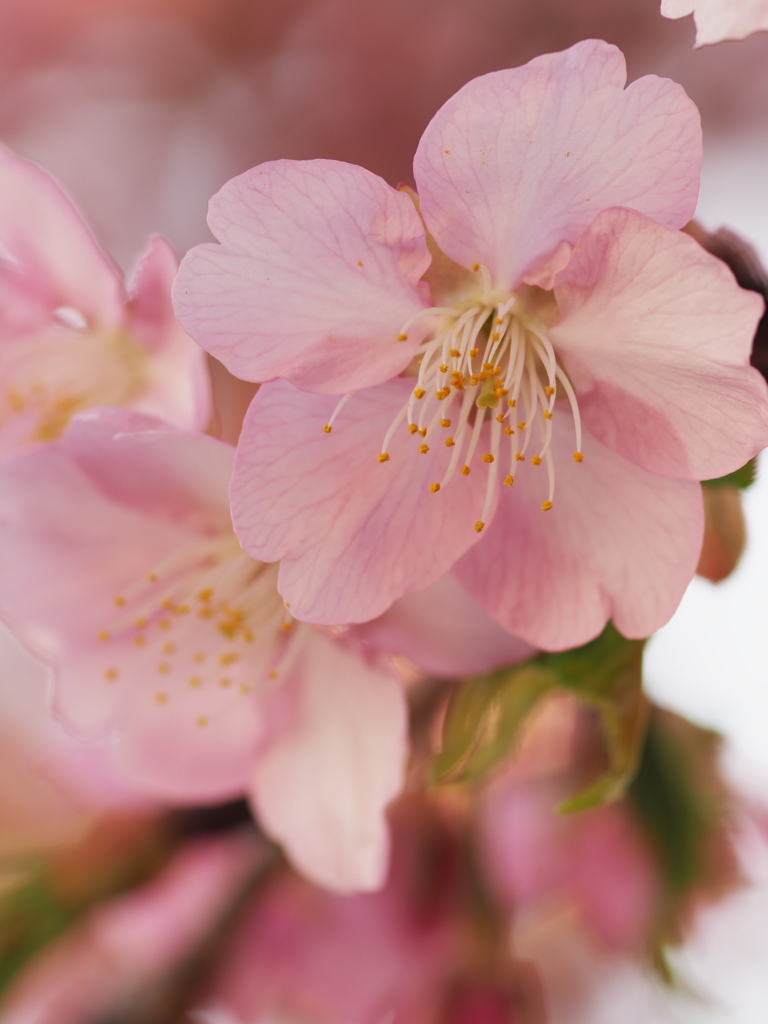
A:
[0,143,210,457]
[0,832,258,1024]
[0,410,407,893]
[661,0,768,46]
[175,40,768,650]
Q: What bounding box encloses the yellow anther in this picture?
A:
[239,684,251,695]
[483,362,495,372]
[461,465,471,476]
[408,423,418,434]
[573,451,584,463]
[135,617,147,629]
[162,642,176,655]
[114,596,126,607]
[133,635,146,648]
[531,455,542,466]
[438,363,449,373]
[157,663,171,675]
[440,418,451,428]
[97,629,110,642]
[517,421,526,430]
[323,424,332,434]
[147,572,158,583]
[496,414,505,423]
[413,387,426,399]
[189,676,202,688]
[436,387,451,400]
[280,622,293,632]
[493,317,503,326]
[504,426,515,436]
[495,387,508,397]
[242,629,254,643]
[268,669,279,679]
[378,452,391,463]
[285,601,291,608]
[198,588,213,602]
[481,453,495,464]
[417,427,427,437]
[196,715,208,728]
[161,599,174,611]
[104,667,119,682]
[445,437,455,447]
[543,409,552,420]
[219,652,239,666]
[469,375,479,386]
[219,677,232,689]
[541,500,554,511]
[397,332,408,341]
[469,347,479,358]
[474,521,485,533]
[449,348,461,357]
[155,691,168,705]
[429,483,441,493]
[419,443,429,454]
[504,475,514,486]
[515,453,525,462]
[472,262,480,272]
[490,332,500,342]
[508,398,516,408]
[545,386,555,396]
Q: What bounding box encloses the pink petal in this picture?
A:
[125,236,212,433]
[251,632,406,893]
[0,435,195,665]
[661,0,768,45]
[231,379,490,625]
[455,422,704,651]
[174,159,431,394]
[414,40,701,290]
[64,409,233,531]
[552,207,768,481]
[0,143,123,327]
[352,573,536,678]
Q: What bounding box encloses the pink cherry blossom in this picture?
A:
[0,832,258,1024]
[0,143,210,458]
[175,40,768,650]
[0,410,407,893]
[661,0,768,46]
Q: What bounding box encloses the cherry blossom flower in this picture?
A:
[0,410,407,893]
[175,39,768,651]
[661,0,768,46]
[0,143,210,458]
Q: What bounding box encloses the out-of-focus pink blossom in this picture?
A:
[0,143,210,458]
[479,777,659,952]
[0,410,407,893]
[0,832,258,1024]
[661,0,768,46]
[197,804,470,1024]
[175,40,768,651]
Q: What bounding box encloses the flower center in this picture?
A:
[358,272,583,533]
[96,532,300,728]
[0,310,147,447]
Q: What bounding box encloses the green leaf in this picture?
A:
[703,457,757,490]
[431,663,555,785]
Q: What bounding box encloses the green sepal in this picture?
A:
[540,625,649,813]
[703,457,757,490]
[430,663,556,785]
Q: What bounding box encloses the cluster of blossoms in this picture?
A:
[0,31,768,1024]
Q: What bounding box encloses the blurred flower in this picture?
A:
[661,0,768,46]
[0,831,258,1024]
[0,410,407,893]
[0,143,210,458]
[175,40,768,650]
